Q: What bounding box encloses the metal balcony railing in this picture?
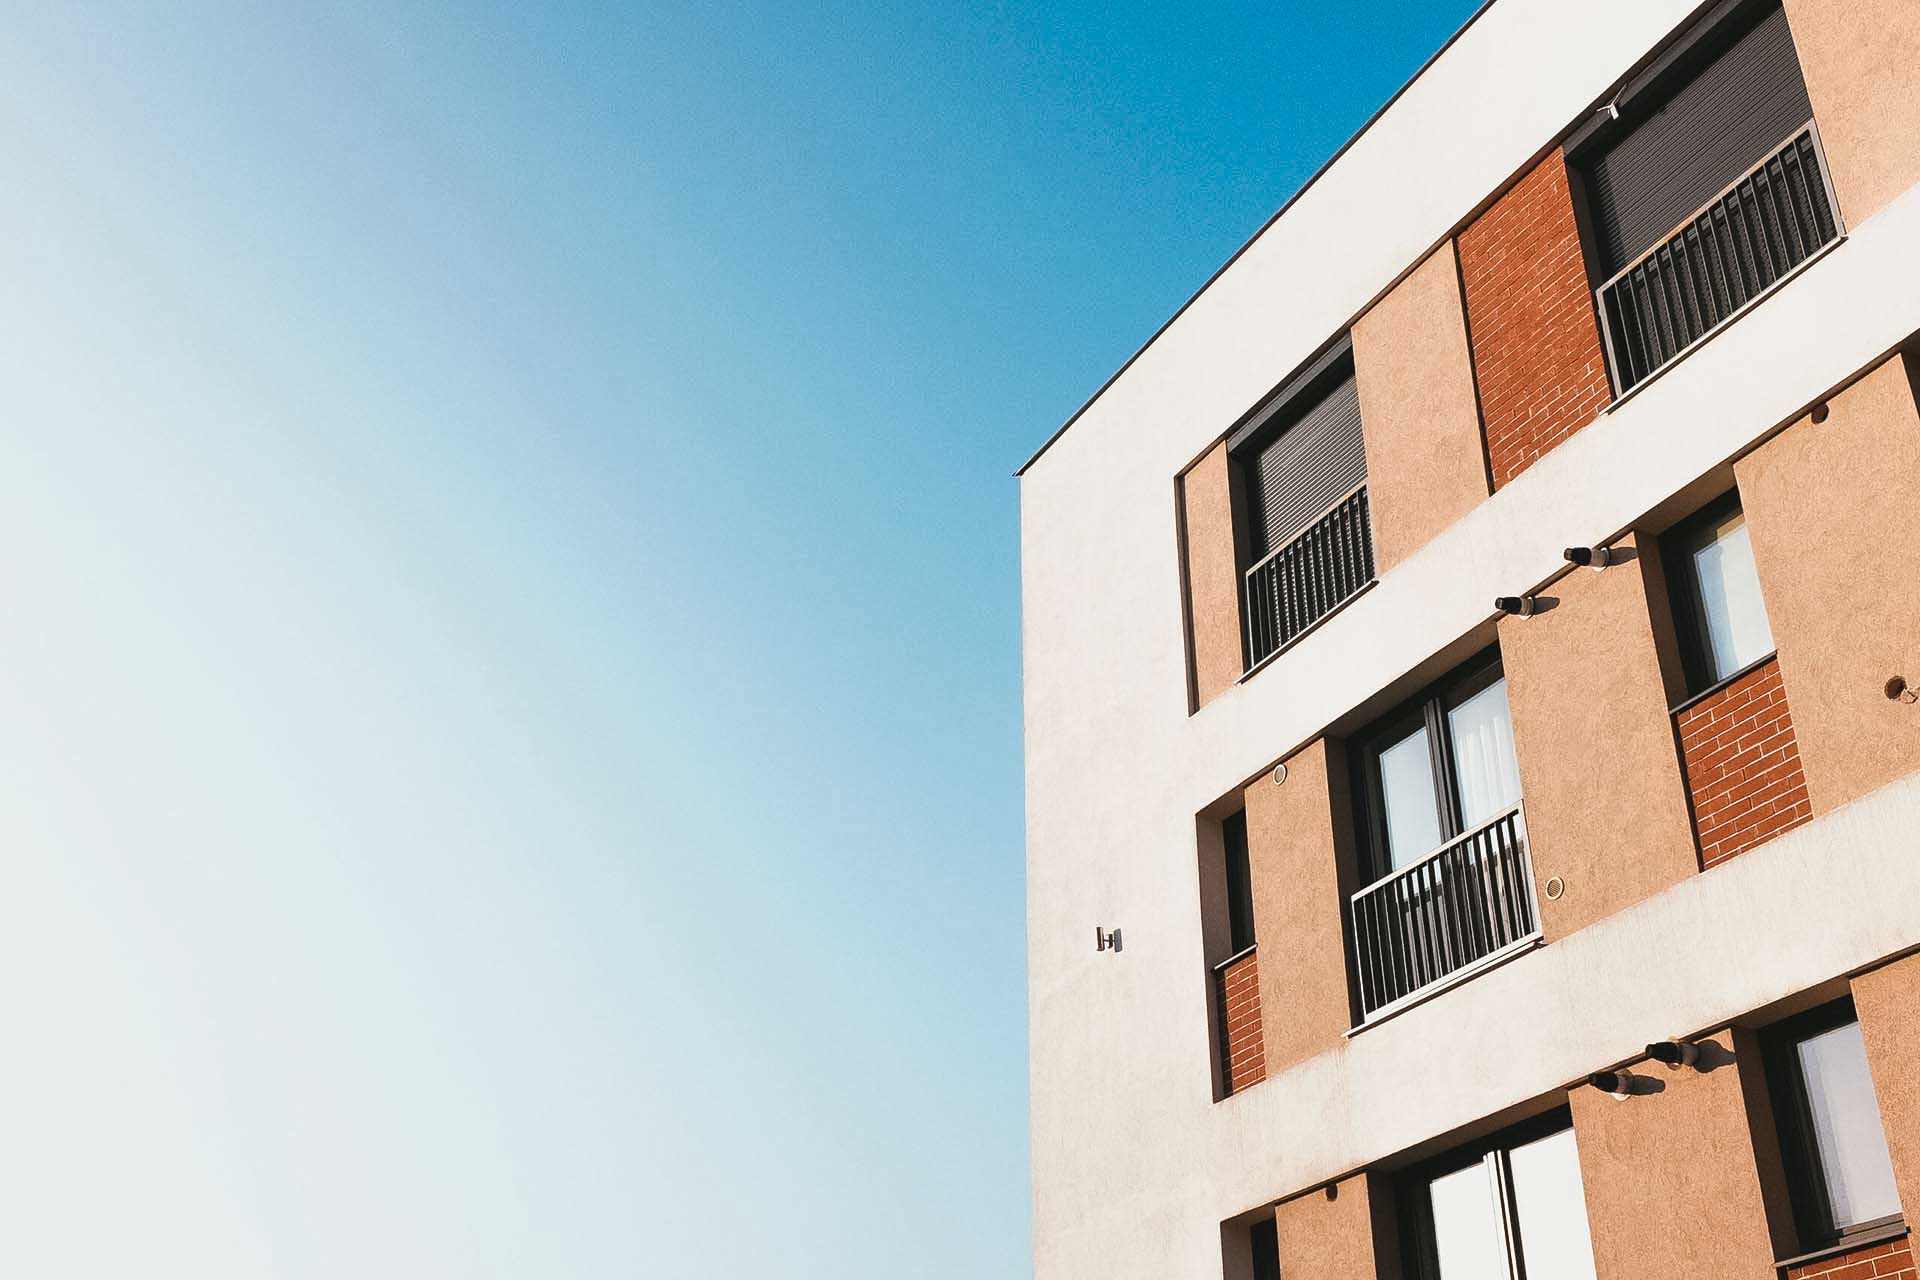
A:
[1350,804,1537,1022]
[1596,121,1842,396]
[1243,484,1374,669]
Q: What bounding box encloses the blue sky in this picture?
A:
[0,2,1480,1274]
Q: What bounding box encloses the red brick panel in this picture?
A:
[1217,950,1265,1095]
[1674,658,1813,869]
[1784,1235,1917,1280]
[1456,152,1615,489]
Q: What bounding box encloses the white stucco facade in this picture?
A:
[1018,1,1920,1275]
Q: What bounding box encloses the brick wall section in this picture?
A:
[1217,950,1265,1095]
[1674,657,1813,869]
[1456,151,1615,489]
[1785,1235,1917,1280]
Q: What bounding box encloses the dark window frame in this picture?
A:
[1223,809,1255,956]
[1353,647,1508,883]
[1563,0,1804,275]
[1659,490,1776,702]
[1248,1217,1280,1280]
[1224,334,1356,462]
[1399,1109,1582,1280]
[1763,999,1907,1252]
[1225,335,1364,563]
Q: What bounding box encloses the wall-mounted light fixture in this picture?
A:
[1563,546,1616,570]
[1095,927,1122,953]
[1645,1039,1700,1068]
[1494,596,1539,618]
[1886,675,1916,705]
[1586,1069,1638,1100]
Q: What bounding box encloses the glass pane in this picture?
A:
[1508,1127,1599,1280]
[1378,723,1443,870]
[1688,508,1774,683]
[1797,1021,1903,1230]
[1427,1160,1509,1280]
[1447,678,1523,832]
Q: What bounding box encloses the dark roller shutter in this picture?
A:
[1581,3,1813,276]
[1242,371,1365,561]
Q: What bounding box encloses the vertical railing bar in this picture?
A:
[1776,154,1811,265]
[1401,876,1423,994]
[1421,861,1446,985]
[1751,175,1780,289]
[1756,166,1789,279]
[1765,157,1802,265]
[1357,894,1376,1015]
[1705,204,1731,317]
[1647,256,1675,365]
[1374,889,1393,1012]
[1672,232,1703,344]
[1469,826,1496,960]
[1463,824,1493,958]
[1503,817,1527,940]
[1686,222,1720,333]
[1443,843,1470,971]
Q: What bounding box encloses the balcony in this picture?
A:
[1242,484,1375,670]
[1350,804,1538,1022]
[1596,122,1842,396]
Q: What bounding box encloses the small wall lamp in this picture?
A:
[1563,546,1616,570]
[1095,927,1122,954]
[1645,1039,1700,1068]
[1587,1069,1638,1100]
[1494,596,1539,618]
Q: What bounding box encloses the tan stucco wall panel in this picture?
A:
[1353,241,1491,573]
[1272,1172,1397,1280]
[1570,1029,1787,1279]
[1244,740,1355,1074]
[1499,533,1698,939]
[1735,354,1920,814]
[1182,441,1244,708]
[1783,0,1920,227]
[1852,952,1920,1221]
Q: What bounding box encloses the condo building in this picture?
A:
[1016,1,1920,1277]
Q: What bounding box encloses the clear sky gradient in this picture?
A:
[0,3,1481,1275]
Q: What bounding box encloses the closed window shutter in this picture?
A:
[1582,3,1813,276]
[1243,371,1365,561]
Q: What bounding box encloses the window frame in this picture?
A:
[1399,1109,1587,1280]
[1224,335,1364,570]
[1247,1217,1280,1280]
[1764,999,1907,1251]
[1660,490,1776,702]
[1223,809,1256,956]
[1354,647,1509,883]
[1563,0,1803,278]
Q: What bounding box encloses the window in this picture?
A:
[1403,1113,1599,1280]
[1349,650,1535,1020]
[1229,336,1374,668]
[1224,810,1255,955]
[1249,1218,1279,1280]
[1567,0,1840,393]
[1356,651,1523,876]
[1212,808,1265,1097]
[1766,1001,1905,1249]
[1664,493,1775,695]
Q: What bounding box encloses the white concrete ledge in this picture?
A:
[1217,769,1920,1215]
